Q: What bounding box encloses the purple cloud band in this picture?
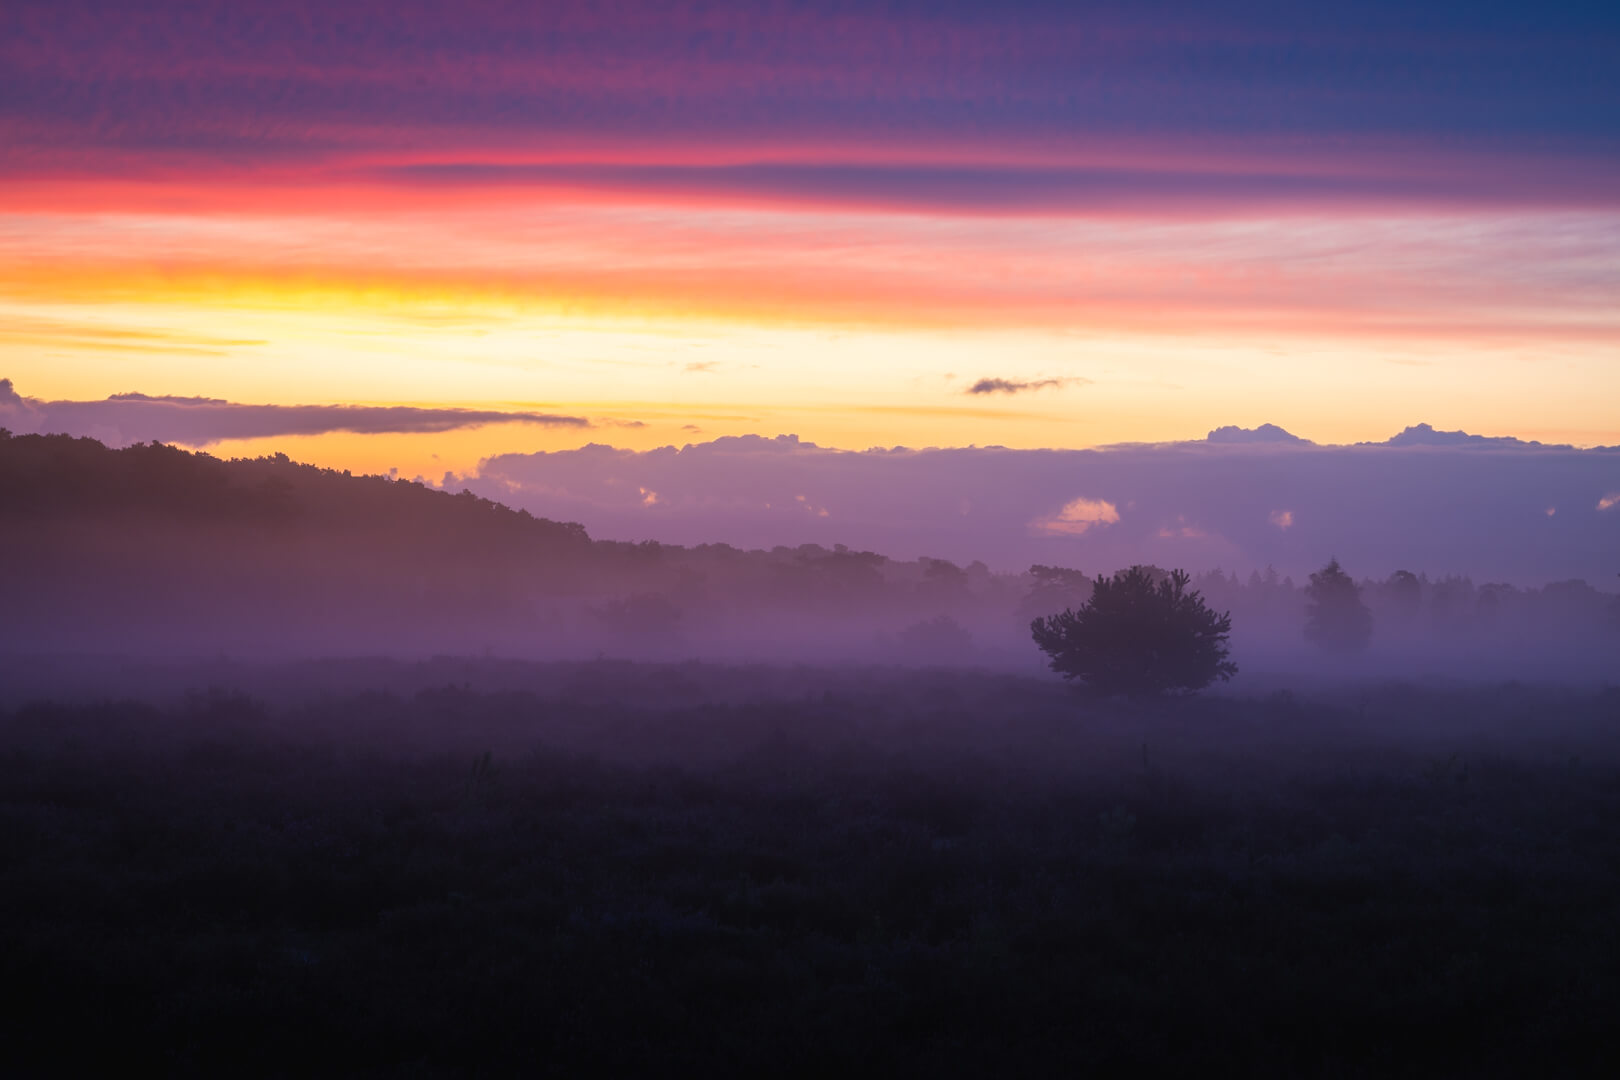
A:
[452,428,1620,586]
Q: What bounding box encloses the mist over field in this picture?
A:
[3,431,1616,685]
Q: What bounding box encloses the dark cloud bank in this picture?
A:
[458,425,1620,587]
[0,378,586,445]
[965,376,1085,395]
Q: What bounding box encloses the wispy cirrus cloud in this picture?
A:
[362,158,1620,216]
[0,379,587,446]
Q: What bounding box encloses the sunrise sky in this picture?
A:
[4,0,1619,480]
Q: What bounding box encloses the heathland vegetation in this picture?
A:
[4,667,1620,1074]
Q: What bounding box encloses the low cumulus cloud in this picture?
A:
[455,425,1620,585]
[0,379,588,446]
[1376,423,1552,449]
[1031,497,1120,537]
[966,376,1087,396]
[1208,424,1312,446]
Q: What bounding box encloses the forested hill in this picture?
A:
[0,430,591,550]
[0,432,1019,658]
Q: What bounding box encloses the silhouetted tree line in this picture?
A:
[1183,561,1616,644]
[1025,552,1616,687]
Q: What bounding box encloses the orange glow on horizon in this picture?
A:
[5,173,1618,464]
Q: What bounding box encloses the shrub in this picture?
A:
[1030,566,1237,696]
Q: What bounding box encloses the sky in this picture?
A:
[3,0,1619,556]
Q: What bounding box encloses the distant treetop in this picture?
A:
[1304,558,1374,653]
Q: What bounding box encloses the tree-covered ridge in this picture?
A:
[0,430,591,550]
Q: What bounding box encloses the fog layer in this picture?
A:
[3,432,1615,683]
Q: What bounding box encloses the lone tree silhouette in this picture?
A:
[1030,565,1237,696]
[1304,558,1373,652]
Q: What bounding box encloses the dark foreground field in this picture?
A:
[3,663,1619,1076]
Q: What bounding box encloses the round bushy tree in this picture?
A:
[1304,558,1373,652]
[1030,566,1237,696]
